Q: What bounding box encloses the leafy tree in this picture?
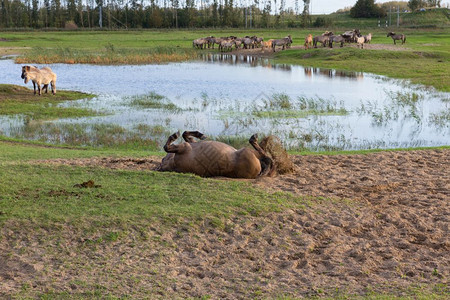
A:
[408,0,424,11]
[350,0,386,18]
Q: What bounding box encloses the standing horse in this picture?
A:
[304,34,313,50]
[21,66,57,95]
[272,35,293,52]
[387,32,406,45]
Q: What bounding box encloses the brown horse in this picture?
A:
[304,34,313,50]
[261,39,274,52]
[158,131,275,178]
[21,66,57,95]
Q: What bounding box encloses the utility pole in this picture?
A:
[99,4,103,28]
[250,6,252,28]
[245,7,247,28]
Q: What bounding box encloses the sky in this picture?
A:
[305,0,450,14]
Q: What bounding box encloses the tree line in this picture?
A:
[0,0,313,29]
[0,0,444,29]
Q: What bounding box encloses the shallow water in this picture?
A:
[1,55,449,150]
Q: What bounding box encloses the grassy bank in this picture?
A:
[0,84,95,119]
[276,29,450,92]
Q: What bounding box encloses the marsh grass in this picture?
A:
[220,94,349,120]
[126,92,180,111]
[429,110,450,128]
[357,91,425,126]
[8,122,166,150]
[16,46,198,65]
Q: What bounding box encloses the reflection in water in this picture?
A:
[200,53,292,71]
[304,67,364,80]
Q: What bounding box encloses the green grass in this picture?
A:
[15,45,198,64]
[314,8,450,29]
[0,140,304,228]
[126,91,180,111]
[0,84,96,120]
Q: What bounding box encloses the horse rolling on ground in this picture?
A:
[158,131,275,179]
[21,66,57,95]
[387,32,406,45]
[304,34,313,50]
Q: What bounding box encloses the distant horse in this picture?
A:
[364,33,372,44]
[387,32,406,45]
[304,34,313,50]
[356,36,365,49]
[329,35,345,48]
[21,66,57,95]
[261,39,274,52]
[272,35,293,52]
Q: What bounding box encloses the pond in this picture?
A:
[1,54,449,150]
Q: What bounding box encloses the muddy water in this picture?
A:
[0,55,448,150]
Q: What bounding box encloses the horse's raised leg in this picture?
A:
[249,134,274,176]
[182,131,207,143]
[163,131,192,154]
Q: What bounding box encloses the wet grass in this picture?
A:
[126,91,180,111]
[219,94,349,120]
[8,122,169,150]
[357,91,425,126]
[0,84,96,120]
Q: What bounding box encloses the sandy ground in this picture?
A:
[1,149,448,298]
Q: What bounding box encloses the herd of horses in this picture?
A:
[193,30,407,53]
[20,30,407,179]
[305,29,406,50]
[193,35,293,52]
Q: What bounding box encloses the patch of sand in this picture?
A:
[2,149,448,297]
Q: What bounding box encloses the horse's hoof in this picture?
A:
[171,131,180,140]
[249,134,258,143]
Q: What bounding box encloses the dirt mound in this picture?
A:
[260,135,295,175]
